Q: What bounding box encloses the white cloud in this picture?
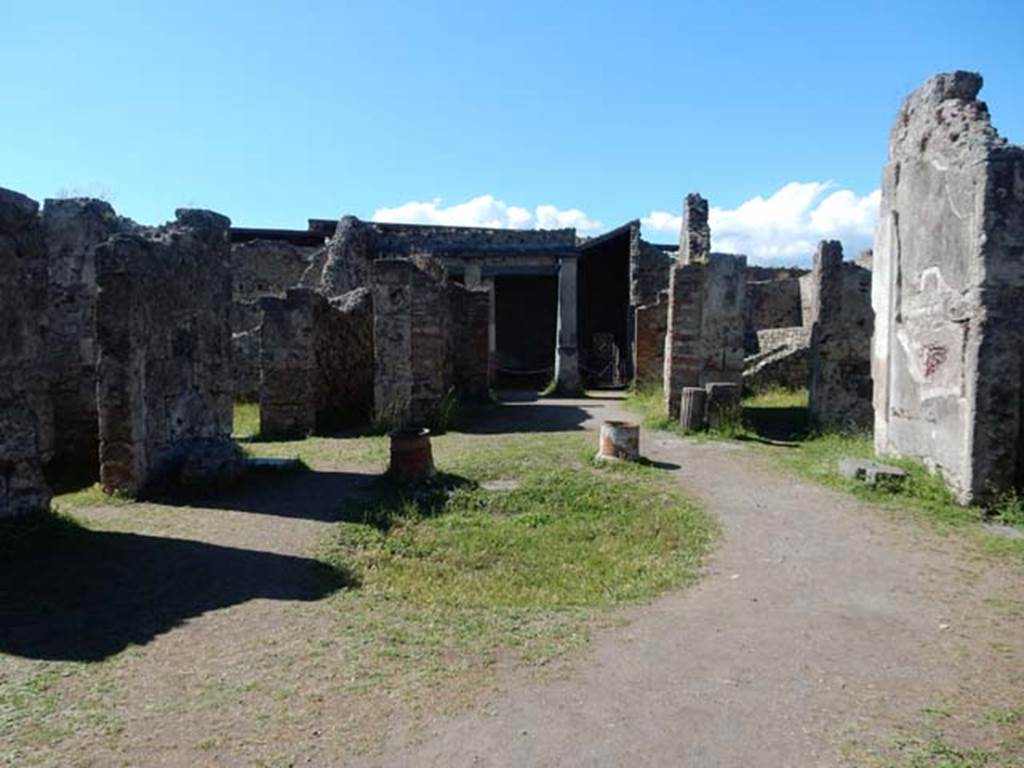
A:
[372,194,603,233]
[641,182,881,265]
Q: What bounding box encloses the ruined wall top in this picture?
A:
[309,216,577,254]
[317,214,577,297]
[0,187,40,229]
[815,239,844,270]
[99,210,231,276]
[679,193,711,265]
[889,71,1016,165]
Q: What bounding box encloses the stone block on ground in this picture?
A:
[838,458,907,487]
[706,382,742,431]
[178,438,246,489]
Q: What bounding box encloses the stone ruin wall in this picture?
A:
[630,231,674,385]
[259,287,374,438]
[808,241,874,429]
[375,221,576,257]
[873,71,1024,504]
[448,284,492,401]
[254,216,494,435]
[95,210,239,496]
[743,327,812,392]
[630,237,674,309]
[319,288,375,427]
[0,190,54,517]
[663,194,747,417]
[744,276,803,352]
[230,239,324,400]
[320,216,575,294]
[259,289,318,439]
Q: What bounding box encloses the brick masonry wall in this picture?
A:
[634,292,668,385]
[95,210,237,496]
[662,255,747,418]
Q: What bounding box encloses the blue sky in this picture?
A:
[2,1,1021,263]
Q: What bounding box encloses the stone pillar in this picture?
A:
[42,197,122,473]
[259,289,318,439]
[448,285,491,399]
[662,194,746,417]
[95,209,237,496]
[484,277,497,363]
[1,188,53,518]
[699,253,747,387]
[372,258,453,428]
[808,240,873,430]
[663,193,713,415]
[679,193,711,265]
[679,387,707,433]
[463,262,483,289]
[554,254,580,393]
[872,71,1024,504]
[662,263,703,417]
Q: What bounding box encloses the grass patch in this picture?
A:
[892,736,998,768]
[623,385,678,432]
[844,702,1024,768]
[323,432,715,609]
[233,401,260,439]
[324,434,713,609]
[50,483,133,512]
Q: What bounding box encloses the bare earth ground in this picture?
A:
[3,393,1023,767]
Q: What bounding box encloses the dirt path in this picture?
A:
[355,395,1024,767]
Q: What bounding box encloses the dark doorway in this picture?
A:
[579,227,631,388]
[493,275,557,389]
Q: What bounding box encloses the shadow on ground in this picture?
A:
[347,471,476,531]
[458,390,596,434]
[0,521,352,662]
[149,468,378,522]
[741,404,811,445]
